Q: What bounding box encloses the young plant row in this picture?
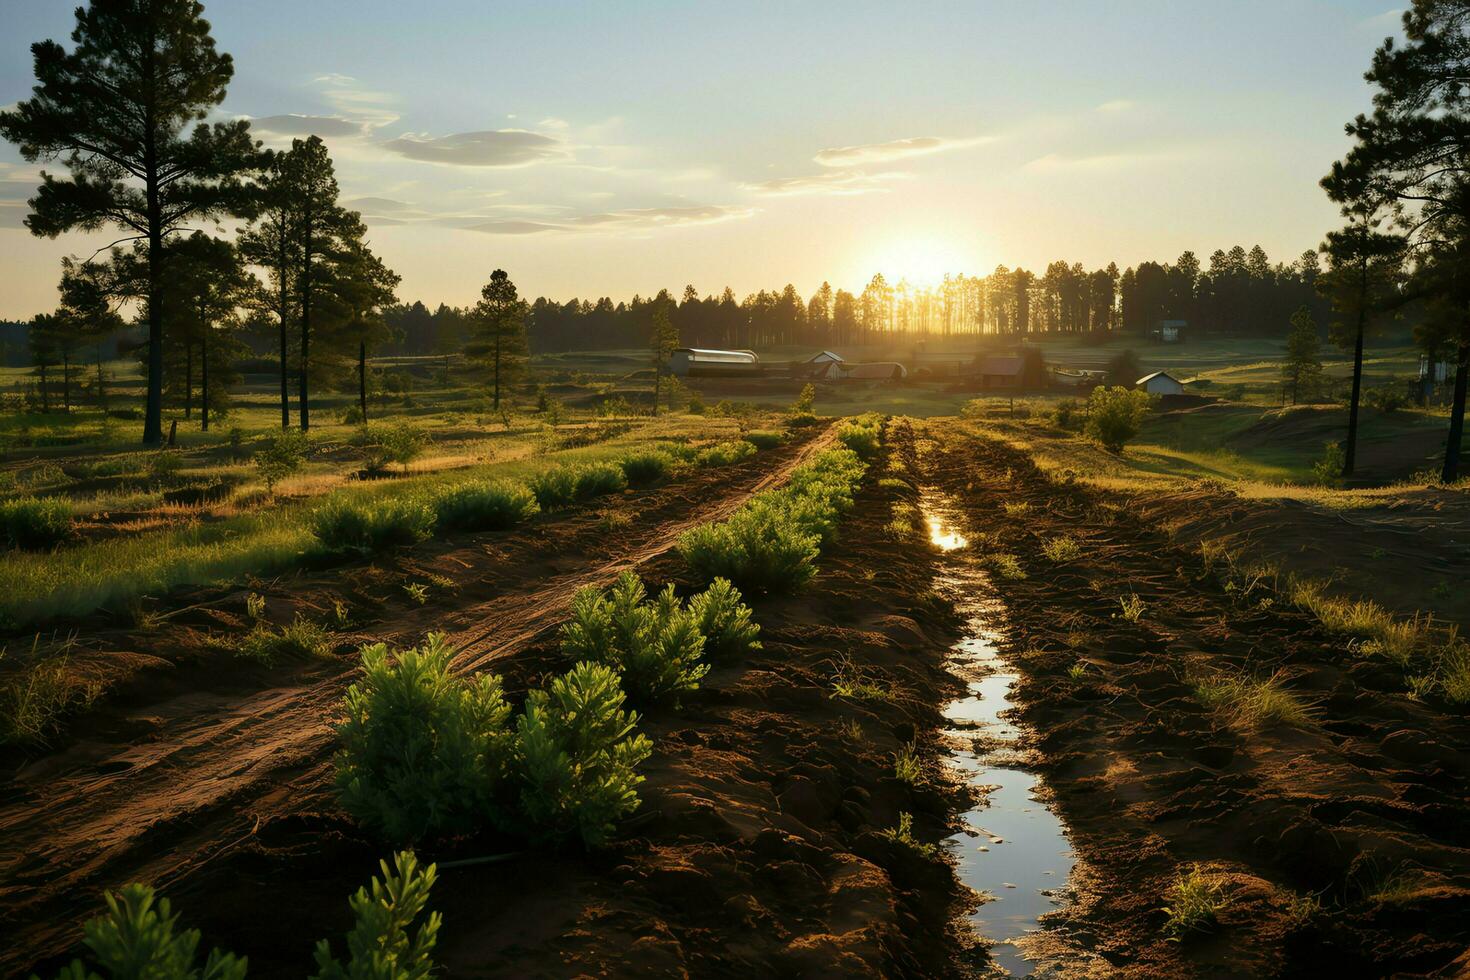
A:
[41,851,442,980]
[676,437,876,594]
[306,438,768,555]
[331,573,760,848]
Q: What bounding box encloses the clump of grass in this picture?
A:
[0,496,73,551]
[838,717,866,743]
[697,440,757,468]
[886,501,925,542]
[403,582,430,605]
[892,741,922,784]
[1161,864,1227,940]
[1284,890,1323,930]
[596,509,631,532]
[743,430,786,450]
[1193,670,1313,729]
[877,477,912,492]
[618,449,675,486]
[982,552,1027,580]
[574,461,628,499]
[237,614,332,665]
[528,466,581,509]
[0,643,101,747]
[433,479,539,531]
[311,494,437,554]
[1067,661,1089,681]
[1117,593,1146,622]
[1002,501,1031,517]
[1041,536,1082,563]
[878,811,936,858]
[830,654,893,702]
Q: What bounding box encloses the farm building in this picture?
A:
[1150,319,1187,343]
[911,350,976,377]
[669,348,762,378]
[1136,370,1186,395]
[976,350,1047,389]
[796,349,906,381]
[795,350,845,378]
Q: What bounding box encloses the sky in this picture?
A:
[0,0,1405,320]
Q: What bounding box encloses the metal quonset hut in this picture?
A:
[669,348,762,378]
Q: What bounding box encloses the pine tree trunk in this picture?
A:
[184,339,192,419]
[143,225,164,444]
[201,327,210,432]
[1442,341,1469,484]
[299,210,312,432]
[493,330,502,410]
[279,241,290,430]
[1343,298,1366,477]
[359,339,368,423]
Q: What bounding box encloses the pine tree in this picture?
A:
[1283,306,1323,405]
[471,270,528,411]
[0,0,262,444]
[650,303,678,416]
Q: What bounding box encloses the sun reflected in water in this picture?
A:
[927,514,968,551]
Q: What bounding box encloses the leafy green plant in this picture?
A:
[892,741,922,784]
[687,577,761,659]
[1117,593,1147,622]
[434,479,539,531]
[255,428,308,494]
[1312,441,1345,486]
[44,883,247,980]
[983,552,1027,580]
[517,660,653,847]
[878,812,936,858]
[561,572,711,705]
[312,851,441,980]
[403,582,430,605]
[0,495,72,550]
[1084,386,1154,452]
[1161,864,1227,940]
[333,633,516,842]
[237,614,332,665]
[311,495,437,555]
[618,449,674,486]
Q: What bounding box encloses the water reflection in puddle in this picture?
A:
[925,502,1076,978]
[926,510,969,552]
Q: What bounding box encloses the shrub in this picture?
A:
[743,429,786,450]
[561,572,710,705]
[835,413,884,460]
[1312,442,1345,486]
[575,461,628,499]
[677,447,866,593]
[313,851,441,980]
[517,661,653,847]
[619,450,675,486]
[334,633,516,842]
[341,404,365,425]
[1,496,72,550]
[528,466,581,509]
[688,577,761,659]
[434,480,539,531]
[1041,535,1082,563]
[238,614,332,665]
[45,883,247,980]
[878,811,936,858]
[147,451,185,481]
[358,423,427,474]
[1052,398,1082,429]
[1193,670,1313,729]
[791,383,816,415]
[256,428,308,494]
[1365,386,1409,413]
[697,440,758,468]
[0,650,100,747]
[311,494,437,554]
[1084,386,1154,452]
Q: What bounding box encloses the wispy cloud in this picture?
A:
[742,170,905,196]
[312,73,400,129]
[813,135,989,167]
[1095,99,1135,113]
[383,130,569,167]
[250,114,372,138]
[468,204,751,235]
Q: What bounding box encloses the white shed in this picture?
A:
[1136,371,1185,396]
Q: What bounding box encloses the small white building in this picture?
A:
[669,348,761,378]
[1136,370,1186,396]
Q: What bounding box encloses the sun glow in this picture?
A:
[863,236,974,288]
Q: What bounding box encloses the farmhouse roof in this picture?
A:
[805,350,845,363]
[1136,370,1182,385]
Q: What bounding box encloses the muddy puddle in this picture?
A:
[924,496,1076,977]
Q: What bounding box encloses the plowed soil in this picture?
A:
[919,419,1470,977]
[3,422,982,978]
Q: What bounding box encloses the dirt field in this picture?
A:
[4,415,1469,978]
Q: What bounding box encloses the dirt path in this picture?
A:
[920,420,1470,977]
[0,430,836,977]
